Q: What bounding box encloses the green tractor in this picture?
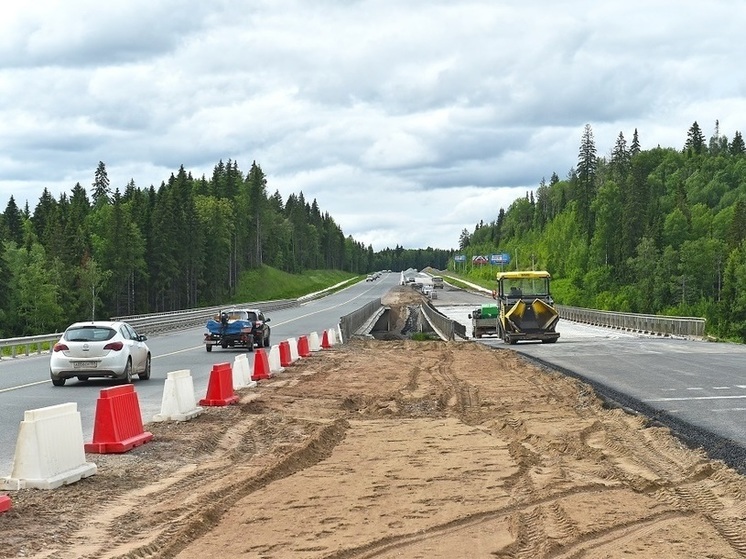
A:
[494,270,560,344]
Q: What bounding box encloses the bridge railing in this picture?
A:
[557,305,706,339]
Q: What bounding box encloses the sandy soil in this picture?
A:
[2,289,746,558]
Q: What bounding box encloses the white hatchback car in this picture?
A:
[50,321,151,386]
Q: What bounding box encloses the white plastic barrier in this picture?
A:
[336,324,344,344]
[268,344,285,374]
[287,337,300,362]
[309,331,321,352]
[152,370,205,422]
[2,403,97,490]
[231,354,257,389]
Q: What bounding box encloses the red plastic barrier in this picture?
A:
[199,362,239,406]
[0,494,11,513]
[252,348,271,381]
[85,385,153,453]
[321,330,332,349]
[298,335,311,358]
[279,340,292,367]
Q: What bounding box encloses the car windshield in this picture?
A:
[64,326,116,342]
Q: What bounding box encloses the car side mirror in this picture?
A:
[265,317,270,322]
[138,334,148,342]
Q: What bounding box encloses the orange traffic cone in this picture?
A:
[321,330,332,349]
[298,335,311,358]
[85,385,153,453]
[279,340,292,367]
[199,362,239,406]
[252,348,272,381]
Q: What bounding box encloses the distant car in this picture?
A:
[366,275,374,281]
[50,321,151,386]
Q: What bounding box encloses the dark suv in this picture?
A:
[247,309,271,348]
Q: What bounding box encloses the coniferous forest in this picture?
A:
[5,121,746,342]
[0,159,452,337]
[457,121,746,342]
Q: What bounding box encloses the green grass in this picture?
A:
[235,265,361,302]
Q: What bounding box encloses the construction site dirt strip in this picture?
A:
[2,338,746,558]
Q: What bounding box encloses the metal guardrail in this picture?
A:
[557,305,706,338]
[0,299,299,360]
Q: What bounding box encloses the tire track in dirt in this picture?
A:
[42,416,350,559]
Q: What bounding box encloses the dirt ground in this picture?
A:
[2,288,746,558]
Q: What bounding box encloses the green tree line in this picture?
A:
[0,159,439,337]
[457,120,746,342]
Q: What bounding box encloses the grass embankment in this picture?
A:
[235,266,361,302]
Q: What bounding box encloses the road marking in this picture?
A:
[713,386,731,390]
[686,387,704,391]
[645,395,746,403]
[0,379,51,393]
[711,408,746,412]
[737,385,746,389]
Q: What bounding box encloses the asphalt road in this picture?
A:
[431,280,746,474]
[3,274,745,477]
[0,273,398,475]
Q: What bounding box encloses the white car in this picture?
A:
[50,321,151,386]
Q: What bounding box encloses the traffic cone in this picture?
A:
[321,330,332,349]
[85,385,153,454]
[252,348,272,381]
[0,494,10,513]
[279,340,292,367]
[298,335,311,358]
[199,363,239,406]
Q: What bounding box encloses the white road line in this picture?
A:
[737,385,746,389]
[645,395,746,403]
[0,379,51,393]
[686,387,704,391]
[713,386,731,390]
[711,408,746,412]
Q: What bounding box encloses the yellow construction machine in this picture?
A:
[494,270,560,344]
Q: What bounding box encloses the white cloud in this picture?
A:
[2,0,746,249]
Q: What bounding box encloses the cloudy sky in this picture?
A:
[1,1,744,250]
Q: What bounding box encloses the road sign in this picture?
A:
[490,253,511,265]
[454,255,466,263]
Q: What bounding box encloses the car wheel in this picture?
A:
[263,334,270,348]
[122,359,133,383]
[138,354,151,380]
[206,344,212,352]
[51,377,66,387]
